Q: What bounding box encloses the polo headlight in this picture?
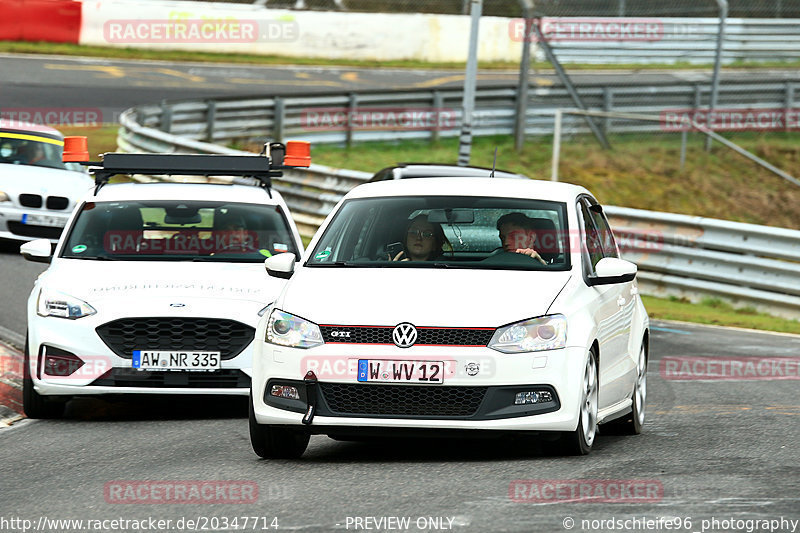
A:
[36,288,97,319]
[266,309,323,349]
[488,314,566,353]
[0,191,9,202]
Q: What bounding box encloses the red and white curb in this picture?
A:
[0,340,23,425]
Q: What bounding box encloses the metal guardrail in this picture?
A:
[129,78,800,147]
[543,18,800,65]
[117,99,800,319]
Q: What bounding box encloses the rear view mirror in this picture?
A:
[587,257,637,286]
[20,239,53,264]
[428,208,474,224]
[265,252,296,279]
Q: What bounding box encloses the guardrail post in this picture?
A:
[602,87,613,135]
[432,91,443,143]
[785,82,794,132]
[680,130,688,170]
[346,93,357,148]
[206,100,216,142]
[274,97,285,142]
[160,100,172,133]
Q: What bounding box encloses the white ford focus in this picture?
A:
[21,141,309,418]
[250,177,649,457]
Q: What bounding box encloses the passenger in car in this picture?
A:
[21,142,46,166]
[391,214,450,261]
[496,212,547,265]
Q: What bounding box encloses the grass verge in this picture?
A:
[307,132,800,229]
[642,295,800,334]
[5,41,800,71]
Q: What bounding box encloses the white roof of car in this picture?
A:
[90,182,285,204]
[0,120,63,138]
[345,177,592,203]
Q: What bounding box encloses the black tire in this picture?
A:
[22,333,64,419]
[249,397,309,459]
[558,349,598,456]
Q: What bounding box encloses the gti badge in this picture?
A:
[392,323,418,348]
[465,362,480,376]
[330,331,351,338]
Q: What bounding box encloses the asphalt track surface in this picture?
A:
[0,321,798,533]
[1,55,799,533]
[3,53,800,121]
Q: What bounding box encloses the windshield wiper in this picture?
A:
[65,255,119,260]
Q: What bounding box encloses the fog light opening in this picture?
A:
[514,390,553,405]
[43,347,84,377]
[270,384,300,400]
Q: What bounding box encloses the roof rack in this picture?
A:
[62,138,311,195]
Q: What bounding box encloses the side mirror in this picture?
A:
[587,257,636,286]
[265,252,296,279]
[20,239,53,264]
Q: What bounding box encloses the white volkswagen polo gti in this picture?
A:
[250,177,649,457]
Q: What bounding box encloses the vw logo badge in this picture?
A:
[392,323,418,348]
[170,303,186,308]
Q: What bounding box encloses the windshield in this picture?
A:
[308,196,570,270]
[60,200,300,262]
[0,135,84,172]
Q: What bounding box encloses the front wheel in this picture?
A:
[249,397,309,459]
[22,333,65,419]
[559,349,598,455]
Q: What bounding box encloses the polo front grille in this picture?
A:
[7,221,62,239]
[91,368,250,388]
[96,317,255,360]
[320,383,487,417]
[319,325,494,346]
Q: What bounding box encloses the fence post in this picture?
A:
[206,100,216,142]
[551,109,562,182]
[273,97,285,142]
[514,1,534,152]
[603,87,613,135]
[706,0,728,151]
[346,93,358,148]
[432,91,443,143]
[785,82,794,133]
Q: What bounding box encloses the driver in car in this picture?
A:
[496,212,547,265]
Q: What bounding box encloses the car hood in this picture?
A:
[41,260,282,307]
[0,163,93,198]
[280,267,572,327]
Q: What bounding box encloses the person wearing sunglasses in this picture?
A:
[391,214,449,261]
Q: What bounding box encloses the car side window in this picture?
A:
[586,201,619,259]
[578,200,604,275]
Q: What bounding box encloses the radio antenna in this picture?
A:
[490,147,498,177]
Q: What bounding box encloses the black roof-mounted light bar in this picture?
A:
[62,138,311,194]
